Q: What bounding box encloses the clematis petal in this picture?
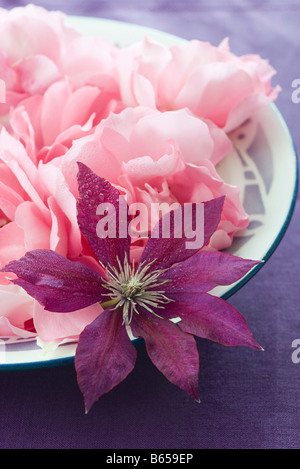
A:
[131,311,200,401]
[1,249,106,312]
[158,251,259,293]
[75,307,137,413]
[76,162,131,269]
[164,293,262,349]
[139,196,224,271]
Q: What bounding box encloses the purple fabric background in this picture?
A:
[0,0,300,449]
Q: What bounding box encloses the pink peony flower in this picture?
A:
[0,4,80,115]
[0,5,278,352]
[10,78,123,163]
[0,103,245,341]
[116,37,281,132]
[54,106,248,258]
[0,128,104,342]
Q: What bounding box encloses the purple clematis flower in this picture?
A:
[2,163,262,412]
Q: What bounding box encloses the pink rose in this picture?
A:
[116,37,281,132]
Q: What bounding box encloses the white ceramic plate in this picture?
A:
[0,16,297,369]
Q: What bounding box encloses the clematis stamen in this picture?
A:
[101,254,173,325]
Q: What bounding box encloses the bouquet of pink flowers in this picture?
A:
[0,5,280,411]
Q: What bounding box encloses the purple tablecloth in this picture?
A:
[0,0,299,449]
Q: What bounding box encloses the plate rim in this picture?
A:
[0,16,298,371]
[221,103,298,300]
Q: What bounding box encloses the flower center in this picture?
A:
[122,276,143,299]
[101,256,173,325]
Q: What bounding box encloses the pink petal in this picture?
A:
[55,133,121,195]
[0,128,48,219]
[176,63,254,128]
[0,316,35,338]
[16,55,61,95]
[0,221,26,269]
[169,160,250,250]
[38,163,82,258]
[15,201,50,251]
[60,85,101,131]
[122,147,183,187]
[0,127,38,179]
[40,81,71,146]
[0,180,25,220]
[130,108,215,163]
[0,4,79,63]
[0,284,35,338]
[47,195,68,256]
[33,301,102,343]
[61,36,117,88]
[10,95,43,154]
[223,86,281,133]
[0,163,27,199]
